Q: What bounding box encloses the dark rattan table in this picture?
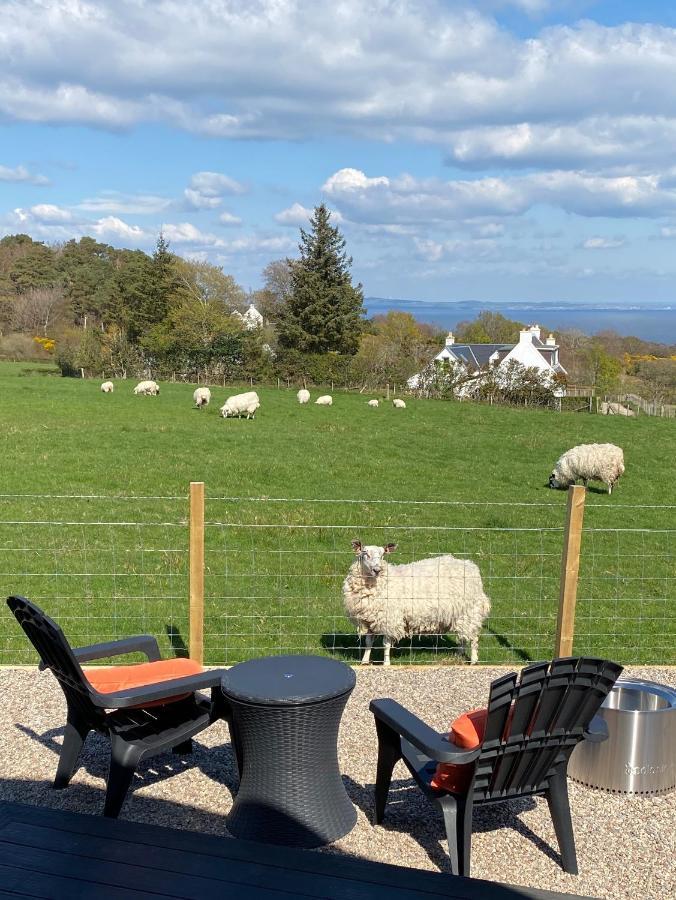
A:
[222,654,357,848]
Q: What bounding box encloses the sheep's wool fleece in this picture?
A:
[552,443,624,488]
[343,554,490,643]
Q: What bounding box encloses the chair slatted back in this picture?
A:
[472,656,622,802]
[7,595,103,726]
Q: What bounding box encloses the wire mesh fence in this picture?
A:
[0,490,674,666]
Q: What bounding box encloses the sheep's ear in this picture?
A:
[351,540,362,553]
[383,543,397,553]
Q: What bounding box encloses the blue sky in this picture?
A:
[2,0,676,305]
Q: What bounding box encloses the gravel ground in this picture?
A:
[1,664,674,899]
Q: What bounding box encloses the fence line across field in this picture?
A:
[0,485,673,667]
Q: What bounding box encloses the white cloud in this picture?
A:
[323,167,676,224]
[78,192,172,214]
[12,204,73,224]
[3,0,675,177]
[0,163,49,185]
[660,226,676,238]
[582,236,626,249]
[162,222,222,245]
[274,203,313,226]
[91,216,151,240]
[218,211,242,226]
[189,171,246,196]
[183,188,222,210]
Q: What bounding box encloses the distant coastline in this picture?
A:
[365,298,676,345]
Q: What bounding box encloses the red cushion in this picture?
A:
[430,708,487,793]
[84,658,203,708]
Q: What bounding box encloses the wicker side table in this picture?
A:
[222,655,357,848]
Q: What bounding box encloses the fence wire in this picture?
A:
[0,493,673,667]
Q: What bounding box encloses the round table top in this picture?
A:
[221,654,356,706]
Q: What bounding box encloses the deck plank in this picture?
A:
[0,802,594,900]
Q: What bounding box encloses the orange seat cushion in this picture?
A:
[430,708,487,793]
[84,658,203,708]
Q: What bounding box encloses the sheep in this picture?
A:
[297,389,310,404]
[367,399,379,408]
[392,398,406,409]
[315,395,333,406]
[219,390,260,419]
[100,381,114,393]
[549,443,625,495]
[133,380,160,396]
[343,541,491,666]
[193,387,211,409]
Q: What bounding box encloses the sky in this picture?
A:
[2,0,676,305]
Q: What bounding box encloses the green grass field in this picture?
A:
[0,360,673,666]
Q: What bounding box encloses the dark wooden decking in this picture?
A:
[0,801,593,899]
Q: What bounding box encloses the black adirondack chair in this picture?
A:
[370,656,622,876]
[7,595,228,818]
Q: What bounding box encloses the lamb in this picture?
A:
[315,395,333,406]
[549,443,625,495]
[100,381,114,393]
[392,398,406,409]
[343,541,491,666]
[133,380,160,396]
[297,389,310,404]
[193,387,211,409]
[367,399,379,408]
[219,390,260,419]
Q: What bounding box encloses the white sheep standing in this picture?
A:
[297,389,310,404]
[343,541,491,666]
[549,443,625,495]
[219,390,260,419]
[100,381,114,393]
[368,399,379,408]
[133,380,160,396]
[315,395,333,406]
[392,398,406,409]
[193,387,211,409]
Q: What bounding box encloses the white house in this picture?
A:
[233,304,264,330]
[411,324,566,394]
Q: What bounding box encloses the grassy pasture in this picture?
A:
[0,360,673,666]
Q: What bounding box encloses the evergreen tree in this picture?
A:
[277,204,364,354]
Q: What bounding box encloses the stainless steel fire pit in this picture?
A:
[569,678,676,795]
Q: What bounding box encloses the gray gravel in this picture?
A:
[1,664,674,899]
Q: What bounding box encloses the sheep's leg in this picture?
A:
[608,481,612,495]
[469,635,479,665]
[383,637,391,666]
[361,633,374,665]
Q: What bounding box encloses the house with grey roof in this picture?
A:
[410,324,566,395]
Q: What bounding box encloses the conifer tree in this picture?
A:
[277,204,364,354]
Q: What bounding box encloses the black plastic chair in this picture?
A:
[370,656,622,876]
[7,595,227,818]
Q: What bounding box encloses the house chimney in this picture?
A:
[519,328,533,345]
[528,324,541,340]
[445,331,455,346]
[546,333,556,346]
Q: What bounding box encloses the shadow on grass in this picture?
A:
[320,632,469,665]
[165,623,189,658]
[485,626,533,663]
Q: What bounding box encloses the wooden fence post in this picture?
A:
[555,484,586,657]
[189,481,205,665]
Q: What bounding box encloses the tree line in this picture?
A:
[1,204,674,403]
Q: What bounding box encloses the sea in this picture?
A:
[364,299,676,346]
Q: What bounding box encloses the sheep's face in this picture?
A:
[548,471,565,489]
[351,541,396,577]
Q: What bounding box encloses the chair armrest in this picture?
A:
[90,669,226,709]
[370,698,481,764]
[583,713,609,743]
[39,635,162,671]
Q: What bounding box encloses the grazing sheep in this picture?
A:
[343,541,491,666]
[549,443,625,495]
[219,390,260,419]
[193,387,211,409]
[368,399,379,408]
[133,380,160,396]
[315,395,333,406]
[100,381,114,393]
[392,398,406,409]
[297,389,310,404]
